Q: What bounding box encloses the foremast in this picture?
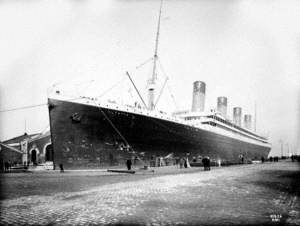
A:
[148,0,163,110]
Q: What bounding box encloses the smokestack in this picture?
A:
[217,96,227,118]
[233,107,242,126]
[244,114,252,130]
[191,81,206,112]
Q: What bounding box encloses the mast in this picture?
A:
[148,0,163,110]
[24,119,27,134]
[254,101,257,132]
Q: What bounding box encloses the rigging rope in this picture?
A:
[157,57,179,110]
[96,77,127,99]
[77,80,95,96]
[154,76,168,108]
[135,57,154,70]
[0,103,47,113]
[0,96,82,113]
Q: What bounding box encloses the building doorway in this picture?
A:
[31,149,37,165]
[45,145,53,161]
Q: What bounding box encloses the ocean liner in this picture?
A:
[48,0,271,168]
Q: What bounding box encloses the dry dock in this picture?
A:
[0,161,299,225]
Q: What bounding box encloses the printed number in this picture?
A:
[270,214,282,222]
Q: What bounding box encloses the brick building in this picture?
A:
[0,130,52,171]
[27,130,52,165]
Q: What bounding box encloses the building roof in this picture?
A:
[3,133,40,145]
[28,131,51,143]
[0,142,23,154]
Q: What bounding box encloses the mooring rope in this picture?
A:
[91,99,147,166]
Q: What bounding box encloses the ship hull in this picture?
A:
[48,98,271,169]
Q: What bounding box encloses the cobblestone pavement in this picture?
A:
[0,162,299,225]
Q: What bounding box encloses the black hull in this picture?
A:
[48,98,271,169]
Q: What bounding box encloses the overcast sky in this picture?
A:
[0,0,299,156]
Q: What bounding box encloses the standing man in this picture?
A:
[179,158,184,169]
[202,157,206,171]
[207,157,211,170]
[126,159,132,170]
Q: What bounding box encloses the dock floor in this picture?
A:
[0,161,299,225]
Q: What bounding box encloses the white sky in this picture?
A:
[0,0,299,156]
